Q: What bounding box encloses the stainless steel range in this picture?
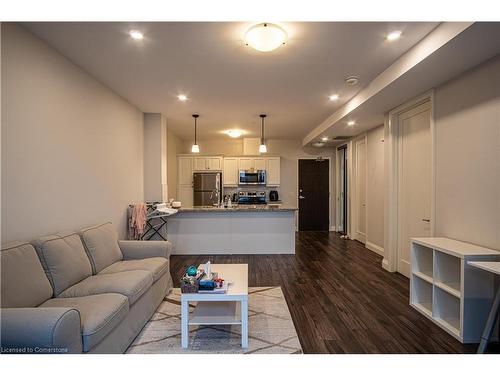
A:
[238,191,267,205]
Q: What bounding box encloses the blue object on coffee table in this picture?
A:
[186,265,198,277]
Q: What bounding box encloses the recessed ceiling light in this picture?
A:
[345,76,359,86]
[245,23,287,52]
[321,136,328,142]
[387,30,402,41]
[347,120,356,126]
[329,94,339,101]
[129,30,144,40]
[177,94,188,102]
[226,130,243,138]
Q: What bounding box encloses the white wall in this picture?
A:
[366,125,385,250]
[1,23,144,242]
[434,56,500,251]
[166,127,183,200]
[143,113,167,202]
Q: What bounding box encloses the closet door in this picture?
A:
[355,138,367,243]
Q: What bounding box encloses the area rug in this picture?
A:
[126,287,303,354]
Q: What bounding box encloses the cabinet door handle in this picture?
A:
[422,219,430,222]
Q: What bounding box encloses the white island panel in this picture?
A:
[167,210,295,254]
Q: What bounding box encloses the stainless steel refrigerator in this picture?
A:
[193,172,222,206]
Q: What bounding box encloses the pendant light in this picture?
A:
[191,114,200,153]
[259,114,267,153]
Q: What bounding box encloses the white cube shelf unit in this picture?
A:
[410,237,500,343]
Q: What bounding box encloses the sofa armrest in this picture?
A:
[0,307,82,353]
[118,240,172,260]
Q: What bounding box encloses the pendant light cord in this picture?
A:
[260,114,266,145]
[192,114,199,145]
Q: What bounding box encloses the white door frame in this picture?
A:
[296,157,332,231]
[335,142,353,236]
[351,134,368,243]
[382,90,436,272]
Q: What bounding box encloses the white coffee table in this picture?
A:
[181,264,248,348]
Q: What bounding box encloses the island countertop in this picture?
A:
[176,205,298,213]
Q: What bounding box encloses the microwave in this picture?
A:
[238,170,267,185]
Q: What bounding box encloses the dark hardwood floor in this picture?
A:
[170,231,497,354]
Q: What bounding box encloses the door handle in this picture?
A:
[422,219,430,222]
[299,195,305,199]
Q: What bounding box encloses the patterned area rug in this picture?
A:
[126,287,302,354]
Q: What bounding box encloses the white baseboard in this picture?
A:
[365,241,384,256]
[381,258,392,272]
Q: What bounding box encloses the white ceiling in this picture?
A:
[22,22,439,140]
[305,22,500,146]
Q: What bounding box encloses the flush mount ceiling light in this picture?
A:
[329,94,339,101]
[347,120,356,126]
[225,129,243,138]
[259,114,268,153]
[177,94,188,102]
[129,30,144,40]
[345,76,359,86]
[387,30,402,41]
[245,23,287,52]
[191,114,200,153]
[312,142,326,148]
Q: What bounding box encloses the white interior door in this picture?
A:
[338,148,345,233]
[355,138,367,243]
[397,101,432,277]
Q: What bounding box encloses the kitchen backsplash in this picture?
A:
[222,186,281,202]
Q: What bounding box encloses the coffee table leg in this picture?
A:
[241,298,248,348]
[181,299,189,348]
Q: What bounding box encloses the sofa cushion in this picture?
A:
[99,257,169,282]
[40,293,128,352]
[1,242,53,308]
[59,270,153,305]
[32,233,93,296]
[80,222,123,273]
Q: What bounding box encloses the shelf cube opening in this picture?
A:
[411,243,433,279]
[434,251,461,293]
[434,287,461,333]
[411,275,433,315]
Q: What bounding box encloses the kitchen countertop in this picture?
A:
[176,205,298,212]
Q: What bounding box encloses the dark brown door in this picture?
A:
[298,159,330,231]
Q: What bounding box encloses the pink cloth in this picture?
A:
[129,203,147,240]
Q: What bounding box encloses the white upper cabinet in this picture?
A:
[194,156,223,171]
[238,158,254,171]
[253,158,266,170]
[266,157,281,186]
[178,156,194,185]
[207,157,222,171]
[194,157,207,171]
[223,157,239,186]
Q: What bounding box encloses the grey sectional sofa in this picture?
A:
[0,222,173,353]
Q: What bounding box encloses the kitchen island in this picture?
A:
[166,205,297,254]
